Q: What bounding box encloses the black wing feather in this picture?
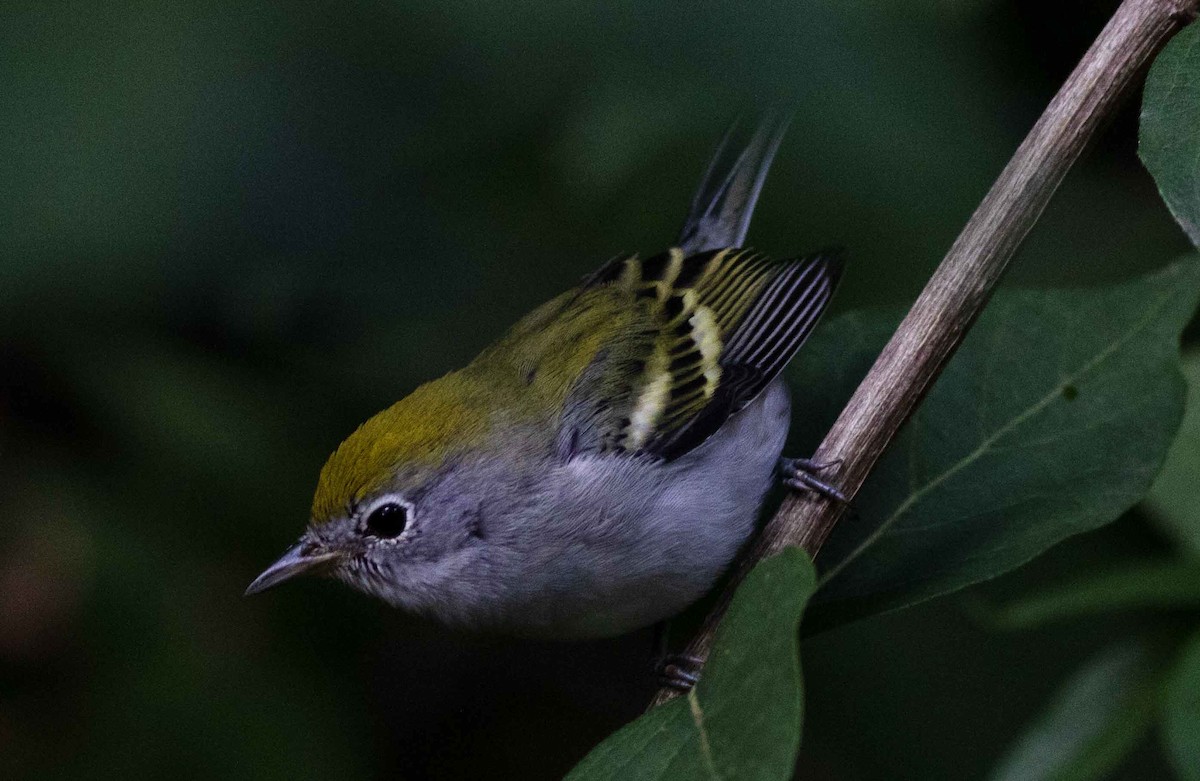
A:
[651,250,843,459]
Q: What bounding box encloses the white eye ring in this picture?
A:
[359,495,415,542]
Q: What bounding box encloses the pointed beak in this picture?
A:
[245,542,341,596]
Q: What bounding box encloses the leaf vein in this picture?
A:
[817,284,1182,589]
[688,690,722,781]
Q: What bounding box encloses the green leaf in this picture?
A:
[1140,20,1200,247]
[1147,351,1200,556]
[566,550,816,781]
[1164,632,1200,781]
[787,259,1200,629]
[989,640,1163,781]
[979,561,1200,630]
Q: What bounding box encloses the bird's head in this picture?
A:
[245,372,508,616]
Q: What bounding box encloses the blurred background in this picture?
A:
[2,1,1196,778]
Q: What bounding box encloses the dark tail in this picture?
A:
[677,116,790,254]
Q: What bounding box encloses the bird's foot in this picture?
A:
[780,456,848,503]
[655,653,703,692]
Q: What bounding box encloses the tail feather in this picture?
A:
[677,116,790,254]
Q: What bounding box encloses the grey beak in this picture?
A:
[245,542,340,596]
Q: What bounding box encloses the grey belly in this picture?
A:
[508,379,792,639]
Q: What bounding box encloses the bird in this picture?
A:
[246,119,844,642]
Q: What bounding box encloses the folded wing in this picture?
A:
[567,247,842,460]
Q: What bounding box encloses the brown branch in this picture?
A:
[653,0,1199,707]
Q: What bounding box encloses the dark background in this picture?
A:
[1,1,1193,779]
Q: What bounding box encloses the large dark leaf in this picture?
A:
[981,561,1200,630]
[989,640,1163,781]
[566,550,816,781]
[785,259,1200,628]
[1141,20,1200,247]
[1148,351,1200,556]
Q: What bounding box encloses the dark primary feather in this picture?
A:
[677,117,789,254]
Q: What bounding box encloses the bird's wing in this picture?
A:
[561,246,843,461]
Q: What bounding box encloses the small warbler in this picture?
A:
[247,120,844,640]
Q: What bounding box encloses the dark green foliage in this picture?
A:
[799,260,1200,627]
[1141,21,1200,247]
[567,551,815,781]
[1148,352,1200,555]
[984,561,1200,629]
[989,641,1166,781]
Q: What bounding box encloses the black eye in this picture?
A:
[366,503,409,538]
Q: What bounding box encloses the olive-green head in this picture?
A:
[310,375,492,524]
[244,370,510,605]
